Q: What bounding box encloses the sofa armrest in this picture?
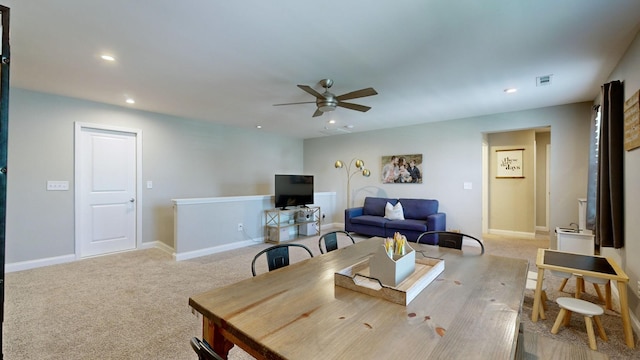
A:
[427,212,446,231]
[345,207,364,231]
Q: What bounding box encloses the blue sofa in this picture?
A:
[344,197,446,244]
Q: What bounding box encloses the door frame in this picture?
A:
[74,122,143,258]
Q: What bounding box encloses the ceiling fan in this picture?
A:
[274,79,378,117]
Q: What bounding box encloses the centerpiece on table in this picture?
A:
[369,232,416,287]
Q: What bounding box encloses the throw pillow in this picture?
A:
[384,201,405,220]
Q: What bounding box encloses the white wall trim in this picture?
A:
[174,239,259,261]
[5,254,76,273]
[488,228,536,239]
[172,191,334,206]
[141,240,174,255]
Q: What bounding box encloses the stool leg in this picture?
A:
[575,277,584,299]
[593,315,608,341]
[541,290,548,310]
[563,310,572,327]
[605,282,612,310]
[584,316,597,350]
[538,298,546,320]
[593,284,605,303]
[558,278,569,292]
[551,308,567,334]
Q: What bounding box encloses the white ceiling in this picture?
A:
[4,1,640,139]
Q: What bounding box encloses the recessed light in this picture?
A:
[125,98,135,104]
[101,55,115,61]
[256,125,262,129]
[504,88,517,94]
[328,120,336,124]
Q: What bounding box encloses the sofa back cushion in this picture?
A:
[399,198,438,219]
[363,197,397,217]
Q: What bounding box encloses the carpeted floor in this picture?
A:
[2,232,639,359]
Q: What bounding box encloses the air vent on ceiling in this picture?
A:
[319,127,351,136]
[536,74,553,87]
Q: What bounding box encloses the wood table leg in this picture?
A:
[531,269,545,322]
[616,280,635,348]
[203,317,235,359]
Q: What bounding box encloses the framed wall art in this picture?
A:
[496,149,524,178]
[381,154,422,184]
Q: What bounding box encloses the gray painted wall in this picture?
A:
[304,102,592,241]
[6,89,303,263]
[601,29,640,321]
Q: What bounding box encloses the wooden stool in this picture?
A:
[526,278,548,319]
[551,297,608,350]
[577,275,611,308]
[550,270,574,292]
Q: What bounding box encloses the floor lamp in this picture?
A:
[335,158,370,208]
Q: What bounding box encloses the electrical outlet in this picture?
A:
[237,223,243,232]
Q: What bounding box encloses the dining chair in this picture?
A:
[251,243,314,276]
[416,230,485,254]
[190,337,224,360]
[318,230,355,254]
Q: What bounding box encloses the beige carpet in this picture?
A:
[3,232,639,359]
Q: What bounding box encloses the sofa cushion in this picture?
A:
[350,215,390,227]
[385,219,428,232]
[363,197,397,217]
[399,198,438,220]
[384,201,405,220]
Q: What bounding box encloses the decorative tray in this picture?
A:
[334,256,444,305]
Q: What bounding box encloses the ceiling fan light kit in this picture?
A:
[274,78,377,117]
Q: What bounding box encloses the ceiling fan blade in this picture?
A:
[337,102,371,112]
[273,101,316,106]
[312,109,324,117]
[336,87,378,101]
[297,85,325,99]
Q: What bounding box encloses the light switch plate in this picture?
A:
[47,180,69,191]
[463,182,472,190]
[146,181,153,189]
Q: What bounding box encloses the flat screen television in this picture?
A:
[275,174,314,209]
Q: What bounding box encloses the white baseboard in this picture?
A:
[141,240,174,255]
[535,225,549,232]
[173,239,259,261]
[488,228,536,239]
[5,253,77,273]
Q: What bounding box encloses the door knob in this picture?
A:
[130,198,135,203]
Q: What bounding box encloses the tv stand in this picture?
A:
[264,206,321,243]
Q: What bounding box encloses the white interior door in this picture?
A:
[76,124,139,258]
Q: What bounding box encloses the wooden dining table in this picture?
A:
[189,237,529,359]
[531,248,635,348]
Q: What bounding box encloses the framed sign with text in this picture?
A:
[496,149,524,178]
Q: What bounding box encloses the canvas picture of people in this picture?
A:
[381,154,423,184]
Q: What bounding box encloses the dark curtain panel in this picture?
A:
[595,80,624,248]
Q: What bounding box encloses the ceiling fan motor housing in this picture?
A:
[317,93,337,112]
